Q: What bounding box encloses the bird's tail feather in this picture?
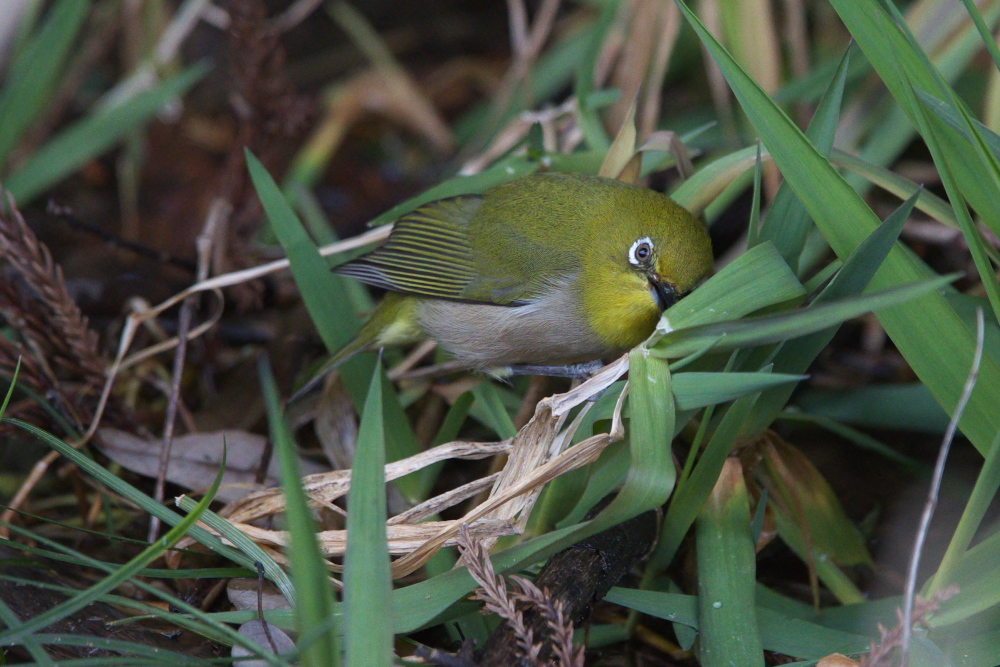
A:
[287,293,416,404]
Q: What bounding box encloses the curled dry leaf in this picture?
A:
[314,373,359,470]
[96,428,327,503]
[219,517,517,560]
[220,439,514,523]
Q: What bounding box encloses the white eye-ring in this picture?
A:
[629,237,654,266]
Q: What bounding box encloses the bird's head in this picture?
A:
[579,179,714,352]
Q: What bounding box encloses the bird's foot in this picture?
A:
[507,360,605,379]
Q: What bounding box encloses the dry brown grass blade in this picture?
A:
[208,517,517,558]
[218,439,513,524]
[640,2,682,140]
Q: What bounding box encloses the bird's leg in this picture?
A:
[507,360,605,379]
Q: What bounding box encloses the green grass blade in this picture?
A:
[696,458,764,666]
[607,587,871,658]
[656,242,805,337]
[343,361,393,666]
[958,0,1000,75]
[0,438,225,643]
[930,431,1000,595]
[2,418,263,580]
[611,349,677,517]
[471,382,518,440]
[675,0,1000,456]
[0,358,21,418]
[743,191,918,436]
[573,4,616,153]
[671,371,805,411]
[5,63,208,205]
[913,91,1000,324]
[0,0,90,167]
[759,45,851,272]
[746,144,764,248]
[247,150,426,501]
[259,356,340,666]
[0,596,53,665]
[653,275,955,359]
[651,388,762,571]
[796,382,949,433]
[830,150,959,230]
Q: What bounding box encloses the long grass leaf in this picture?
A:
[0,438,225,642]
[759,45,851,271]
[258,357,340,666]
[344,363,393,666]
[653,275,955,359]
[247,150,426,500]
[696,458,763,666]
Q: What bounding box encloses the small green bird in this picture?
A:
[312,172,712,384]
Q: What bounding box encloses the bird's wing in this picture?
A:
[334,196,484,301]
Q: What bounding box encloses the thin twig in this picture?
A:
[900,307,985,664]
[148,199,225,541]
[255,561,280,655]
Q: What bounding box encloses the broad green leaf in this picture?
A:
[769,501,864,605]
[344,364,393,666]
[578,350,679,534]
[259,358,340,666]
[796,383,949,434]
[607,587,871,658]
[759,437,872,568]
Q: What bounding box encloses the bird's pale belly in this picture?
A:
[415,296,609,370]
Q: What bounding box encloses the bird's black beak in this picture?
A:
[649,275,678,312]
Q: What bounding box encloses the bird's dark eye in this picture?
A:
[629,237,655,266]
